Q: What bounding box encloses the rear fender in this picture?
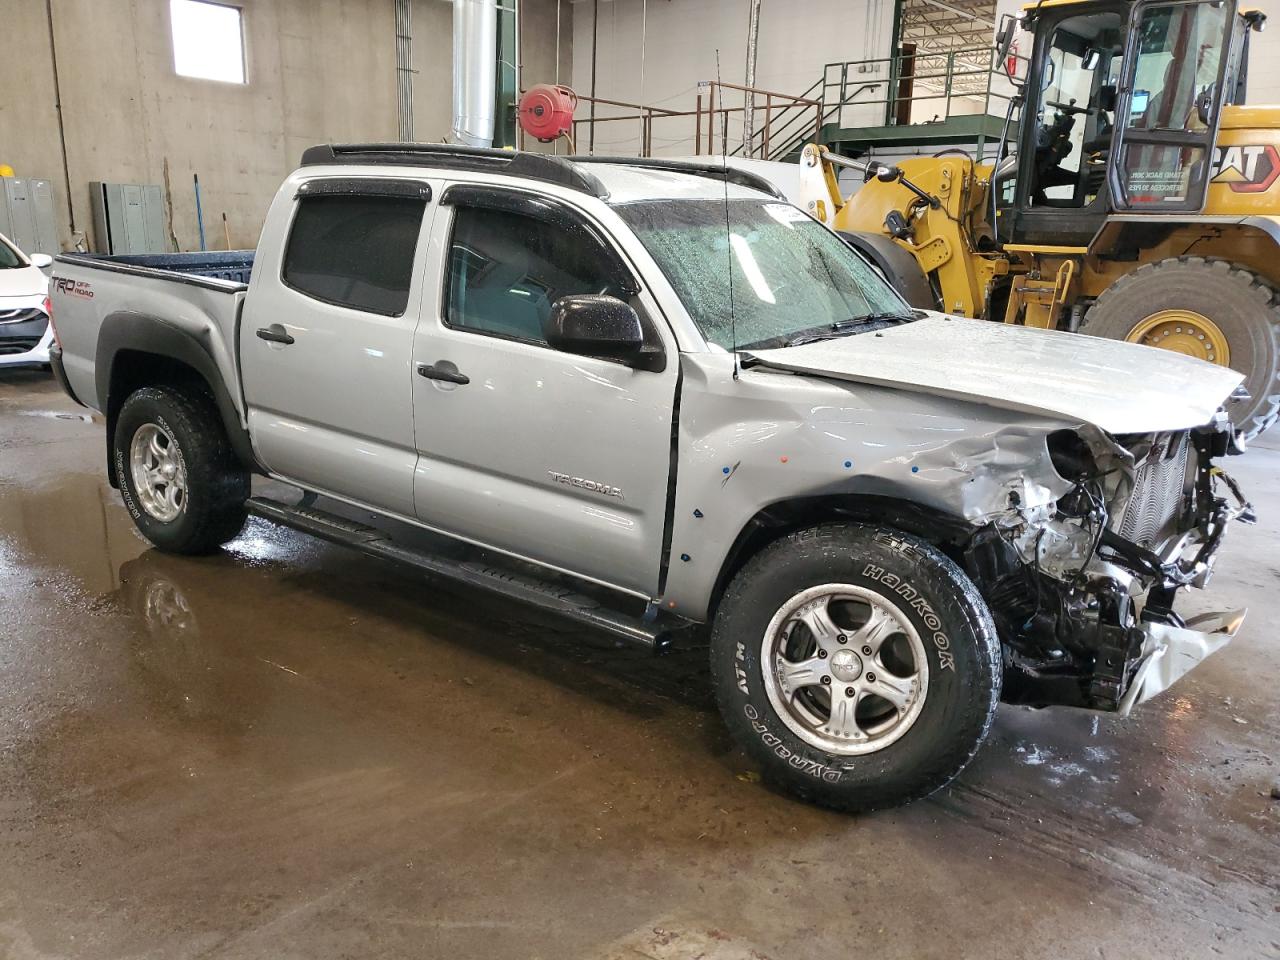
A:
[97,312,258,484]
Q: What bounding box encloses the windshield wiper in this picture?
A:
[783,311,916,347]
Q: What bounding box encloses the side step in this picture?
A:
[246,496,678,652]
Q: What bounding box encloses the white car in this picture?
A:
[0,232,53,368]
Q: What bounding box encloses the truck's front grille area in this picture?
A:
[1117,431,1191,549]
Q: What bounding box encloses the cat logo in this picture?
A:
[1209,144,1280,193]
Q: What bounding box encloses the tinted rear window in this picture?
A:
[282,195,426,315]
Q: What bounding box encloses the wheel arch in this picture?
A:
[1089,216,1280,286]
[704,493,975,621]
[97,313,258,486]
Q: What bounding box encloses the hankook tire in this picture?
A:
[711,522,1001,812]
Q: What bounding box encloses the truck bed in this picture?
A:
[61,250,255,287]
[51,250,253,416]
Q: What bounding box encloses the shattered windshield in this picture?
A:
[613,198,911,350]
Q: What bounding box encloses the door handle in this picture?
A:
[417,362,470,385]
[256,323,295,345]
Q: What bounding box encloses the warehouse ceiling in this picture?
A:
[900,0,997,51]
[899,0,997,94]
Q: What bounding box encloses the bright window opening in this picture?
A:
[170,0,245,84]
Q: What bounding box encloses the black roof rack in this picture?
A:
[566,155,787,200]
[300,143,608,198]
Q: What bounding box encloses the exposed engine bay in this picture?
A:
[965,414,1253,713]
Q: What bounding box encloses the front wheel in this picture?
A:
[710,523,1001,812]
[113,385,249,554]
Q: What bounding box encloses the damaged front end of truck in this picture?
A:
[963,415,1253,714]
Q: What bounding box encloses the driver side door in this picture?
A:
[409,185,680,597]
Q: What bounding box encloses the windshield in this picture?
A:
[613,198,910,350]
[0,237,23,270]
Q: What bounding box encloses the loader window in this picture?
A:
[1117,1,1232,205]
[1030,12,1123,207]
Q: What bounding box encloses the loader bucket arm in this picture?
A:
[797,144,847,227]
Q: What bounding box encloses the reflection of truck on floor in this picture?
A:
[798,0,1280,438]
[48,143,1251,812]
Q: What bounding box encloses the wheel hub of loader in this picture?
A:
[1126,310,1230,367]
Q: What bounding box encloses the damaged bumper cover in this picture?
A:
[968,416,1253,713]
[1116,608,1248,717]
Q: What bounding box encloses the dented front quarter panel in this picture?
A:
[662,353,1090,620]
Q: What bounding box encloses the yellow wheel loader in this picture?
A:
[798,0,1279,438]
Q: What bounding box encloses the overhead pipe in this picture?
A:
[743,0,761,157]
[452,0,498,148]
[589,0,599,154]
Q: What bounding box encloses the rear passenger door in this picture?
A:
[240,177,438,517]
[410,185,679,596]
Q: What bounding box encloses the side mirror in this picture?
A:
[29,253,53,269]
[544,294,657,368]
[995,13,1022,83]
[995,15,1016,63]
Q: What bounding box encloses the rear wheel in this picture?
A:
[710,522,1001,813]
[113,386,249,554]
[1080,257,1280,439]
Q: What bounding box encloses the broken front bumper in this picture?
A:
[1114,608,1248,717]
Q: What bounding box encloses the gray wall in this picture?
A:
[0,0,571,253]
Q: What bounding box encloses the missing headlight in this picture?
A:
[1047,429,1096,483]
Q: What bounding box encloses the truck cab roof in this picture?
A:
[298,142,784,205]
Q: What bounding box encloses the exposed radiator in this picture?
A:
[1117,432,1191,549]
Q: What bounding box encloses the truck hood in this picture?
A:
[748,315,1244,434]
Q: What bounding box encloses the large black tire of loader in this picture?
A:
[1079,257,1280,440]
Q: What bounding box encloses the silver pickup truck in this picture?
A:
[48,144,1252,811]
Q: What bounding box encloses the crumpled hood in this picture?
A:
[748,315,1244,434]
[0,264,48,299]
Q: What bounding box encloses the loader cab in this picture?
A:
[1004,0,1240,247]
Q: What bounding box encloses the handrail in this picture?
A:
[561,45,1029,161]
[695,79,822,158]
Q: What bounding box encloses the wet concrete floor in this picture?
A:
[0,369,1276,959]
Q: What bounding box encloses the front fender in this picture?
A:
[662,353,1079,620]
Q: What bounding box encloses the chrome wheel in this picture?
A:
[762,584,928,756]
[129,423,187,523]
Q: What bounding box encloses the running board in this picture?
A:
[246,496,677,652]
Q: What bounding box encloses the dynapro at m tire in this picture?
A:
[1080,257,1280,440]
[113,386,249,555]
[710,522,1000,813]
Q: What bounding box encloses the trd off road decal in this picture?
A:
[1210,144,1280,193]
[51,277,94,299]
[861,564,956,671]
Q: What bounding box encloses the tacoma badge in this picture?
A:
[547,470,624,501]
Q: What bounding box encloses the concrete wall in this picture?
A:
[0,0,570,253]
[569,0,896,157]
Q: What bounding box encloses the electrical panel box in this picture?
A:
[0,178,59,255]
[89,182,168,255]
